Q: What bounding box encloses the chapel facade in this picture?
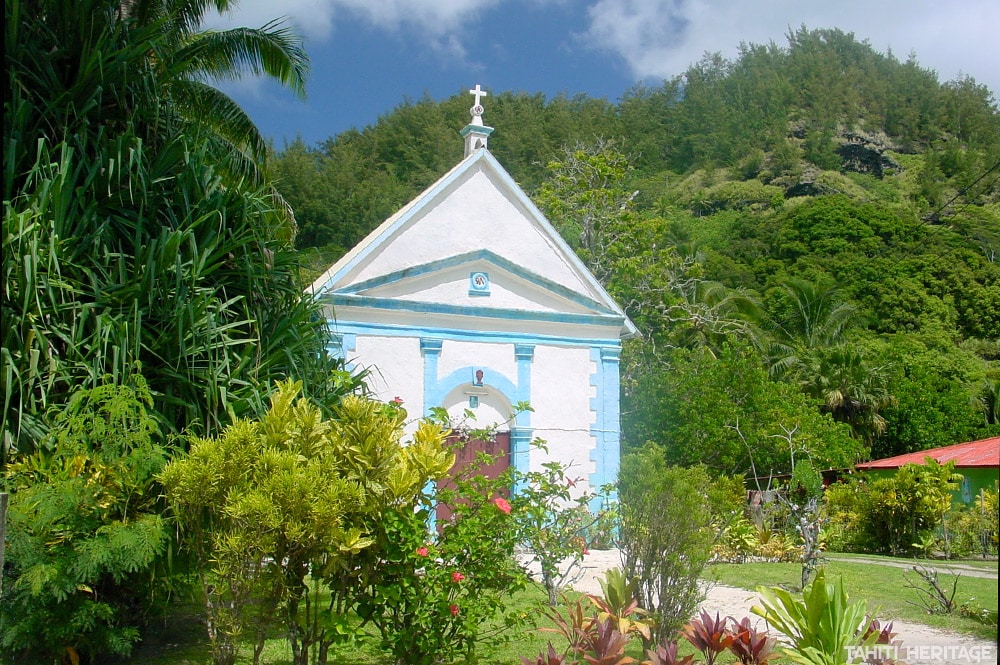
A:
[309,86,637,510]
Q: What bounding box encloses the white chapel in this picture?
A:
[309,85,638,510]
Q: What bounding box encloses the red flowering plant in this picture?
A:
[354,451,531,665]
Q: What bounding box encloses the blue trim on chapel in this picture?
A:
[328,333,357,369]
[331,249,618,316]
[512,344,535,493]
[426,365,519,416]
[328,294,625,328]
[589,346,622,513]
[327,319,622,350]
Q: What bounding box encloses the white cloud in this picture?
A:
[202,0,999,97]
[202,0,507,43]
[581,0,1000,95]
[202,0,336,42]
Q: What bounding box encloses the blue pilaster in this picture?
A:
[512,344,535,492]
[589,345,621,513]
[420,338,443,417]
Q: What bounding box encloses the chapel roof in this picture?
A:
[308,84,639,340]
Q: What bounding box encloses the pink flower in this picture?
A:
[392,396,404,404]
[450,604,460,616]
[451,571,466,583]
[492,497,511,514]
[582,548,590,556]
[416,546,429,557]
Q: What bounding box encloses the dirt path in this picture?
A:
[825,555,999,579]
[549,549,998,665]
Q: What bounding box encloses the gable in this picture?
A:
[333,250,618,317]
[311,149,638,338]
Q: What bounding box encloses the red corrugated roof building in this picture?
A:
[856,436,999,470]
[856,436,999,504]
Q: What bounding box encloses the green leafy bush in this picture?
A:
[942,485,999,558]
[619,447,714,641]
[819,481,864,552]
[161,382,455,665]
[356,495,527,665]
[514,458,600,606]
[821,461,963,555]
[1,378,170,663]
[751,569,878,665]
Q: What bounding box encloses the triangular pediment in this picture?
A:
[310,149,637,337]
[334,250,618,317]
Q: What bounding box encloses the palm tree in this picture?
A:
[799,346,896,442]
[3,0,355,461]
[128,0,308,182]
[765,276,862,372]
[758,276,894,443]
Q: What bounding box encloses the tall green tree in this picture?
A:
[625,344,862,475]
[761,276,895,442]
[533,139,639,283]
[2,0,351,462]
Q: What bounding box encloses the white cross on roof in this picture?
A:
[469,84,488,108]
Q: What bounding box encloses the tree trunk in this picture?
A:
[0,492,7,598]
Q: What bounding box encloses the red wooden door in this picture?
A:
[436,431,510,526]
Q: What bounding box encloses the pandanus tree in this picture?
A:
[2,0,352,464]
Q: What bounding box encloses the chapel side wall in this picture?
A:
[529,344,599,495]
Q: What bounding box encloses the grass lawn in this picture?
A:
[137,583,606,665]
[706,558,999,641]
[138,557,998,664]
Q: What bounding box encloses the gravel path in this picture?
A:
[825,556,999,579]
[538,549,998,665]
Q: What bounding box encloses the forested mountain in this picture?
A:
[273,27,999,475]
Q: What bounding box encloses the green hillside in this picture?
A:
[274,27,999,472]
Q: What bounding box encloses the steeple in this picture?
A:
[460,84,494,157]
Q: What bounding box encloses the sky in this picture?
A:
[203,0,1000,149]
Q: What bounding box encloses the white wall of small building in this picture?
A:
[339,327,605,499]
[527,344,597,489]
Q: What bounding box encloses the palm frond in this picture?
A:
[171,22,308,98]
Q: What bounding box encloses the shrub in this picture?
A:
[161,383,455,665]
[1,378,170,663]
[619,446,714,641]
[355,494,527,665]
[819,480,863,552]
[351,429,546,665]
[821,461,964,555]
[514,458,599,606]
[943,485,999,558]
[752,568,879,665]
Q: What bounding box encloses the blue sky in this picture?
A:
[203,0,1000,150]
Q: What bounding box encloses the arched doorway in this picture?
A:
[434,378,513,526]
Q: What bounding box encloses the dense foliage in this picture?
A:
[2,2,364,661]
[1,379,170,661]
[272,26,1000,470]
[2,0,349,464]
